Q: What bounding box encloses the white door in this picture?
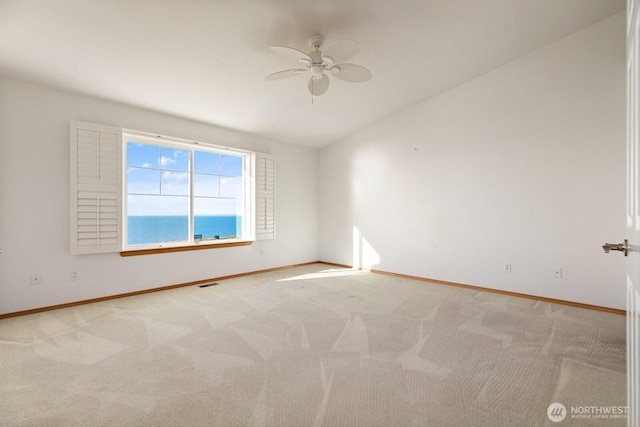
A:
[626,1,640,425]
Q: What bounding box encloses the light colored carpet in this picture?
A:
[0,264,626,426]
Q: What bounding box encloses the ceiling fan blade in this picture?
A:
[322,39,358,64]
[271,45,312,61]
[331,63,372,83]
[308,74,329,96]
[265,69,307,81]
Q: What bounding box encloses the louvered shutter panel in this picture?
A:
[70,121,122,254]
[255,152,275,240]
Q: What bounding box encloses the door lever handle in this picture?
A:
[602,239,628,256]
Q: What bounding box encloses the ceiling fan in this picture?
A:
[265,33,372,96]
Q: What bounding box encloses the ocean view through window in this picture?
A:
[124,133,249,249]
[126,215,241,245]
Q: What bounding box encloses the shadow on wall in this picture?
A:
[353,226,380,270]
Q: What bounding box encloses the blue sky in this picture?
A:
[126,142,244,216]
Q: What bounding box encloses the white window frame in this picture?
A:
[70,121,275,255]
[122,130,255,251]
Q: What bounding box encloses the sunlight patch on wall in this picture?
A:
[353,226,380,271]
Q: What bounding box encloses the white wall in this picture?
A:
[0,79,318,314]
[319,13,627,309]
[0,13,626,313]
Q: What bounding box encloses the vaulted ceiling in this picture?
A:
[0,0,626,148]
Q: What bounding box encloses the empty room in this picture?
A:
[1,0,639,426]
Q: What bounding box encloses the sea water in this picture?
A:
[127,216,239,245]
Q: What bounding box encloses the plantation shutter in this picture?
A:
[255,152,275,240]
[70,121,122,254]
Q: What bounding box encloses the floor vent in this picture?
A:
[198,282,219,288]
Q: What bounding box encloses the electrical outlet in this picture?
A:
[30,273,42,285]
[553,268,563,279]
[503,263,512,273]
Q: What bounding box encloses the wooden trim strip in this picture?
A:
[315,261,352,269]
[0,261,624,319]
[317,261,625,314]
[367,268,626,316]
[120,240,252,257]
[0,261,318,319]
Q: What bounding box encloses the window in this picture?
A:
[124,133,250,249]
[70,121,275,255]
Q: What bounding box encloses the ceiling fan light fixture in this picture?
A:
[308,74,330,96]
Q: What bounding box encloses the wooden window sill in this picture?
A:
[120,241,252,257]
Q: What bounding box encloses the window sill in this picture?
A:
[120,240,252,257]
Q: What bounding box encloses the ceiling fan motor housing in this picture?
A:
[309,51,324,77]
